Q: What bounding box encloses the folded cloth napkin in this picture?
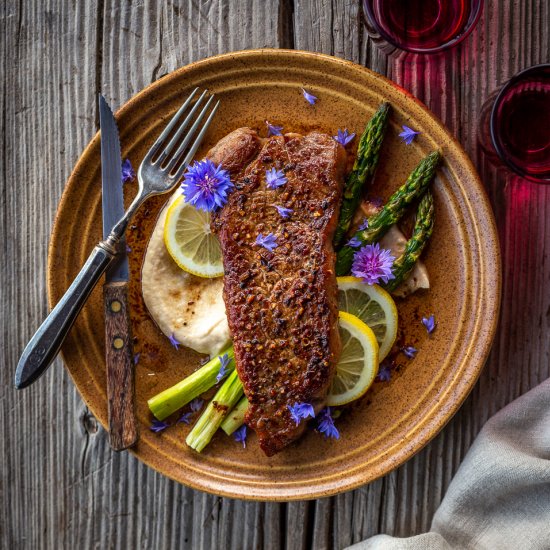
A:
[348,377,550,550]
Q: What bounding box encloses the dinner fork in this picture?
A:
[15,88,219,389]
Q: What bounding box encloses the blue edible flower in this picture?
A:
[255,233,278,252]
[181,159,233,212]
[288,402,315,425]
[399,125,420,145]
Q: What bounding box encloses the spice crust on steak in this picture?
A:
[212,131,347,456]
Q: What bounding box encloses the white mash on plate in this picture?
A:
[141,192,231,357]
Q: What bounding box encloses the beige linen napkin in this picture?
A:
[348,378,550,550]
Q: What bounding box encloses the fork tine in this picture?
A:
[165,94,215,172]
[156,89,209,165]
[172,100,220,182]
[146,87,199,159]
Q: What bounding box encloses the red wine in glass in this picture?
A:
[489,65,550,182]
[363,0,483,54]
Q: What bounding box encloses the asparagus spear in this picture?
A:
[333,103,391,249]
[220,396,248,435]
[383,192,435,293]
[186,369,244,452]
[148,347,235,421]
[335,150,441,276]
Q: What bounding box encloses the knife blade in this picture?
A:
[99,94,138,451]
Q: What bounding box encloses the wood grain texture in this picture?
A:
[104,281,137,451]
[1,1,549,549]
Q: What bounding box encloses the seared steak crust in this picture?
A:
[212,132,346,456]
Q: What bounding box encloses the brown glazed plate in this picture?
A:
[49,49,501,500]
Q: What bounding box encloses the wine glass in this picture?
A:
[362,0,484,55]
[478,64,550,183]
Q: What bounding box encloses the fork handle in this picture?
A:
[15,244,115,389]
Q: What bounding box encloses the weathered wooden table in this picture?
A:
[2,1,549,548]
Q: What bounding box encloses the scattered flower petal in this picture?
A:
[189,398,204,412]
[317,407,340,439]
[352,243,396,285]
[168,333,180,350]
[234,425,247,448]
[275,205,293,219]
[370,196,384,208]
[216,353,231,383]
[422,314,436,334]
[150,419,170,433]
[125,244,132,253]
[288,402,315,425]
[266,120,283,136]
[377,360,393,382]
[347,236,363,248]
[358,219,369,231]
[265,168,287,189]
[402,346,418,359]
[133,353,140,366]
[255,232,278,252]
[181,159,233,212]
[399,125,420,145]
[302,88,317,105]
[178,412,193,424]
[334,129,356,147]
[121,159,136,183]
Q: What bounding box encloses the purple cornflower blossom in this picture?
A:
[255,232,278,252]
[266,120,283,136]
[189,398,204,412]
[275,205,293,219]
[133,353,140,366]
[216,353,231,383]
[347,236,362,248]
[302,88,317,105]
[121,159,135,183]
[178,412,193,424]
[317,407,340,439]
[234,425,247,448]
[334,129,356,147]
[265,168,287,189]
[288,402,315,425]
[399,125,420,145]
[150,419,170,433]
[422,314,436,334]
[402,346,418,359]
[358,219,369,231]
[377,361,392,382]
[181,159,233,212]
[351,243,396,285]
[168,333,180,350]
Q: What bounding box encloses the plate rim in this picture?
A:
[48,48,502,500]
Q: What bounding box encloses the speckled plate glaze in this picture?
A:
[49,50,501,501]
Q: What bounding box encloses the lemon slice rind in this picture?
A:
[327,311,379,407]
[163,196,224,278]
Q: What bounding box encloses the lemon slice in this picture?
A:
[328,311,379,406]
[163,195,224,278]
[337,277,398,361]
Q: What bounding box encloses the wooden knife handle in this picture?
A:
[104,281,138,451]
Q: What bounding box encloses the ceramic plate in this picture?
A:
[49,50,501,500]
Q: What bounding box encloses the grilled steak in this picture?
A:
[212,131,347,456]
[207,127,262,174]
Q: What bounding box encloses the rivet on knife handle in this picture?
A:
[104,281,138,450]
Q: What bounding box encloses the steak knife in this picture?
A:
[99,95,138,451]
